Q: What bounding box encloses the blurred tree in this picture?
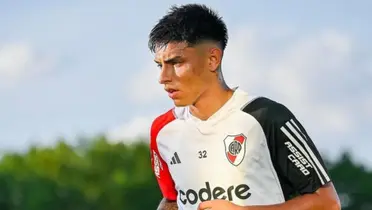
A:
[328,151,372,209]
[0,136,369,209]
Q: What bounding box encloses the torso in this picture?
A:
[155,89,285,209]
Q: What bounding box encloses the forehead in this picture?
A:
[154,42,196,61]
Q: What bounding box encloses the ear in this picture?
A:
[208,47,223,72]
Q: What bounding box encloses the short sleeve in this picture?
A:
[269,104,332,195]
[242,97,332,199]
[150,109,178,201]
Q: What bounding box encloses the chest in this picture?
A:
[156,114,268,184]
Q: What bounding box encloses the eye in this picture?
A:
[156,63,162,69]
[173,61,182,67]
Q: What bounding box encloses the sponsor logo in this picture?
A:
[284,141,313,175]
[170,152,181,165]
[179,182,251,205]
[152,150,162,178]
[223,134,247,166]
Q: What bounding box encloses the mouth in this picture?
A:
[165,87,177,93]
[165,88,179,99]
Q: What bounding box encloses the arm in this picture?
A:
[199,99,340,210]
[244,102,340,210]
[150,110,179,209]
[199,184,339,210]
[151,147,179,210]
[157,198,178,210]
[242,183,340,210]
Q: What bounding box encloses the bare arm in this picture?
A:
[199,182,340,210]
[244,183,340,210]
[157,198,178,210]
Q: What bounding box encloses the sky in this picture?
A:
[0,0,371,166]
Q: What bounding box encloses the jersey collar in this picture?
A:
[187,87,241,131]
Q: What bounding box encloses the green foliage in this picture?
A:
[0,135,370,209]
[328,152,372,209]
[0,136,160,210]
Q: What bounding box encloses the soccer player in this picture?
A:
[148,4,341,210]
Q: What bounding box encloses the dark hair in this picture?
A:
[148,4,228,53]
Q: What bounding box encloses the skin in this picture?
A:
[154,41,233,120]
[198,183,341,210]
[157,198,178,210]
[153,41,341,210]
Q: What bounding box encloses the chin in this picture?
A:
[172,99,190,107]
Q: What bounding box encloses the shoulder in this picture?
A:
[241,97,295,125]
[150,106,190,145]
[150,108,176,140]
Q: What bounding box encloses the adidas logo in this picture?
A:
[170,152,181,165]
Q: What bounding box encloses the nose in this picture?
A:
[158,66,172,84]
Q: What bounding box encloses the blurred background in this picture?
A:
[0,0,371,209]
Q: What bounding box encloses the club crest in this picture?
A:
[223,134,247,166]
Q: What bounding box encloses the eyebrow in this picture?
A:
[154,55,183,64]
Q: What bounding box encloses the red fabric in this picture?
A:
[150,109,177,200]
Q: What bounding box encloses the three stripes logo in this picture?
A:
[280,118,330,185]
[170,152,181,165]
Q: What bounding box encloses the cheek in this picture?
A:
[175,66,206,95]
[174,63,193,78]
[174,65,196,85]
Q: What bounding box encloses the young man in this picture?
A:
[148,4,341,210]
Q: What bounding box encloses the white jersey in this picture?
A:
[150,88,331,210]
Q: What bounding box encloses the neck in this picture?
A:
[190,83,234,121]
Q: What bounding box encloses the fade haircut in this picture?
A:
[148,4,228,53]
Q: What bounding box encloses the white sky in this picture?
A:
[0,0,371,166]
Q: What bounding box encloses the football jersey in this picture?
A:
[150,88,331,210]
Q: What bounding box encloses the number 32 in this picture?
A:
[198,150,207,159]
